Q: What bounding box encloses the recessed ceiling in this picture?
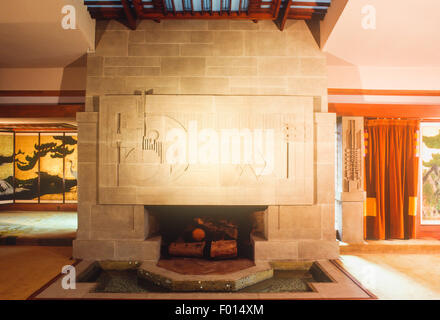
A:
[0,0,95,68]
[323,0,440,67]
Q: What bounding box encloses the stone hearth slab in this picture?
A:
[156,258,255,275]
[138,260,273,292]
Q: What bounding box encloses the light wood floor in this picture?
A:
[0,246,74,300]
[340,254,440,299]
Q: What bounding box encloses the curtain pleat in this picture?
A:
[364,119,419,240]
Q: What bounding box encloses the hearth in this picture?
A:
[147,206,266,261]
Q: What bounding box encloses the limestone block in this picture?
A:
[229,77,286,88]
[213,31,244,56]
[114,237,161,261]
[279,205,321,229]
[341,192,366,202]
[76,203,91,240]
[207,20,230,30]
[95,30,128,56]
[73,239,115,260]
[125,76,179,93]
[145,31,191,43]
[128,30,145,43]
[181,44,214,56]
[76,112,98,124]
[87,55,103,77]
[163,20,208,30]
[190,31,214,43]
[77,162,97,204]
[269,228,321,240]
[245,32,287,56]
[89,205,147,240]
[286,28,324,58]
[78,123,97,145]
[103,66,160,77]
[207,66,257,77]
[104,57,161,67]
[99,187,137,204]
[137,20,164,31]
[84,96,95,112]
[257,20,279,31]
[77,142,97,163]
[230,21,259,30]
[253,236,299,261]
[316,163,335,204]
[206,57,257,67]
[320,204,336,241]
[341,202,364,244]
[128,44,179,56]
[258,57,300,76]
[265,206,279,240]
[287,77,327,96]
[161,57,206,76]
[298,240,339,260]
[180,77,229,94]
[91,205,133,230]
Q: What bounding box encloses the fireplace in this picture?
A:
[73,20,339,264]
[148,206,266,261]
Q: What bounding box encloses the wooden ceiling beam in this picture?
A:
[273,0,282,18]
[274,0,293,30]
[132,0,145,18]
[121,0,137,29]
[291,1,330,6]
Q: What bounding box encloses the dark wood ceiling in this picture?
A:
[84,0,331,30]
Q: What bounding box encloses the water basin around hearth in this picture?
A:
[77,260,332,293]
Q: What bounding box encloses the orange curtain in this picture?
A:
[364,119,419,240]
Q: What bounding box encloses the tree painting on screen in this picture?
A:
[0,133,14,203]
[0,132,78,203]
[421,124,440,225]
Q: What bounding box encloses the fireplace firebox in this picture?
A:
[148,206,266,261]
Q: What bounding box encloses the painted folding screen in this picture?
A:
[14,133,39,203]
[0,132,77,204]
[0,132,14,204]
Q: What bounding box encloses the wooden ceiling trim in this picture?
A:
[0,104,85,118]
[84,0,331,30]
[329,103,440,119]
[0,90,86,97]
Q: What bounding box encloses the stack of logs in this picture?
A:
[168,217,238,259]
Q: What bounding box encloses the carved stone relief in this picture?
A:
[98,95,314,205]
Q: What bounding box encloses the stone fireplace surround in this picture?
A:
[73,18,339,263]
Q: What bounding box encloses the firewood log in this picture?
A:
[168,242,205,257]
[195,218,238,240]
[210,240,237,259]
